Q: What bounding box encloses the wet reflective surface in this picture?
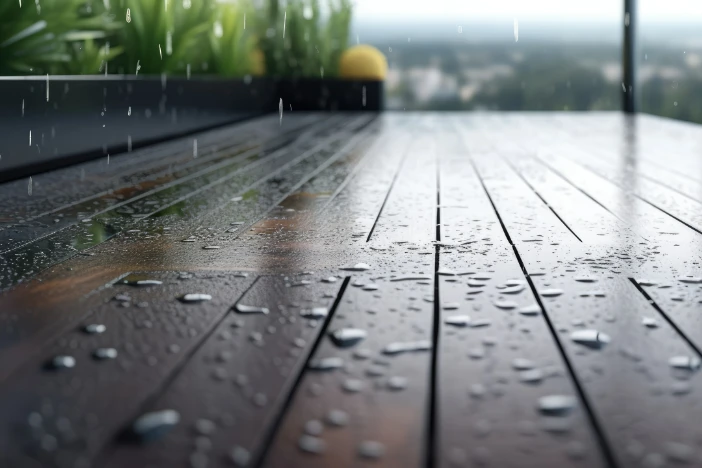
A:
[1,112,702,467]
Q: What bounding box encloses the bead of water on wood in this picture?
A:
[131,409,180,442]
[194,418,216,435]
[330,328,367,347]
[230,446,250,467]
[325,409,349,427]
[444,315,471,327]
[308,357,344,371]
[668,355,701,371]
[387,376,408,391]
[540,288,563,297]
[48,355,76,370]
[642,317,659,328]
[538,395,575,415]
[300,307,328,319]
[304,419,324,436]
[519,304,542,316]
[570,329,611,349]
[83,323,106,334]
[93,348,118,360]
[342,379,364,393]
[358,441,385,459]
[179,293,212,303]
[235,304,269,314]
[340,263,371,271]
[298,435,325,454]
[512,358,535,370]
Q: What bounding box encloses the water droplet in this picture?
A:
[358,440,385,459]
[179,293,212,303]
[642,317,659,328]
[387,376,408,391]
[122,279,163,287]
[501,284,525,294]
[330,328,367,347]
[519,369,543,383]
[390,275,431,282]
[669,356,701,371]
[444,315,471,327]
[494,300,518,310]
[538,395,575,415]
[298,435,325,454]
[235,304,269,314]
[230,446,250,467]
[469,318,492,328]
[575,276,597,283]
[342,378,364,393]
[83,324,106,334]
[126,7,131,22]
[308,357,344,371]
[48,355,76,370]
[326,409,349,427]
[131,409,180,442]
[570,329,610,349]
[437,267,456,276]
[512,358,535,370]
[304,419,324,436]
[340,263,371,271]
[678,276,702,284]
[300,307,328,319]
[203,245,221,250]
[382,340,431,355]
[442,302,460,310]
[93,348,118,360]
[519,304,542,316]
[321,276,337,283]
[540,289,563,297]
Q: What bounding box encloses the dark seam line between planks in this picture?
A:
[365,141,412,243]
[95,275,263,465]
[470,158,619,468]
[427,150,441,468]
[223,117,379,240]
[628,278,702,358]
[254,276,351,468]
[501,156,583,243]
[532,156,628,225]
[546,155,702,238]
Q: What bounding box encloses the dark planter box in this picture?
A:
[0,76,383,183]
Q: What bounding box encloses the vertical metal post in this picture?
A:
[623,0,637,113]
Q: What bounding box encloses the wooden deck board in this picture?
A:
[2,112,702,467]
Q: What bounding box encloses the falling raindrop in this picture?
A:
[126,7,131,22]
[193,139,198,158]
[214,21,223,38]
[28,177,32,195]
[166,31,172,55]
[279,98,283,125]
[45,74,49,101]
[159,44,162,60]
[283,10,287,38]
[514,19,519,42]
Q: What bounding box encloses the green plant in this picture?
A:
[207,1,254,76]
[255,0,352,77]
[116,0,216,75]
[0,0,117,75]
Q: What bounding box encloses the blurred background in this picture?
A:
[1,0,701,123]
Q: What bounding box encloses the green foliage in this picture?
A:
[206,1,253,77]
[117,0,214,75]
[0,0,117,75]
[254,0,352,77]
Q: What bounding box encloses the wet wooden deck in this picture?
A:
[2,112,702,467]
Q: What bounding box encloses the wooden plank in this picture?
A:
[0,271,255,467]
[100,275,345,468]
[261,122,436,468]
[459,117,702,467]
[437,128,607,467]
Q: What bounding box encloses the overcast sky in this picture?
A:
[353,0,702,23]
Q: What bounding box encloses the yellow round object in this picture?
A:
[339,45,387,80]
